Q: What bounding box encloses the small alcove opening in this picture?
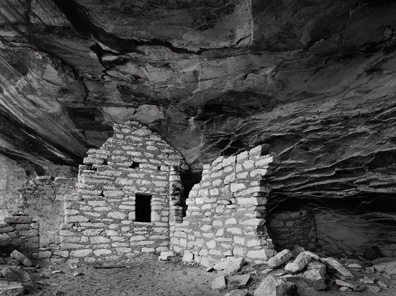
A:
[157,166,161,171]
[130,161,140,169]
[135,193,152,222]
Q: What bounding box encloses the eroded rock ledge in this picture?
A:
[0,1,396,216]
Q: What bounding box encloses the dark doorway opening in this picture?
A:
[135,193,152,222]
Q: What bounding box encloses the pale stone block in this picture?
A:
[70,249,92,257]
[108,212,126,219]
[225,218,237,225]
[234,236,245,245]
[130,235,146,241]
[213,220,223,227]
[230,183,246,193]
[250,169,268,178]
[256,156,274,167]
[142,247,155,253]
[242,159,255,170]
[236,150,249,162]
[207,240,216,249]
[199,249,208,256]
[91,236,111,244]
[94,249,112,256]
[88,201,106,206]
[216,229,224,236]
[233,247,245,257]
[247,249,270,260]
[227,228,242,235]
[201,225,212,231]
[66,215,89,223]
[83,229,102,236]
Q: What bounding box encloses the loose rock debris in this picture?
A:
[0,248,395,295]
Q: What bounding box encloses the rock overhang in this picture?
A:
[0,0,396,202]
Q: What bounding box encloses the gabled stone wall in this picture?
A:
[170,145,276,266]
[63,121,187,264]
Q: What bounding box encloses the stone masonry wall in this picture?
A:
[170,145,276,266]
[267,210,317,251]
[63,121,187,264]
[0,155,27,222]
[19,176,77,261]
[0,215,39,257]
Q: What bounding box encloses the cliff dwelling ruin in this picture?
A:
[1,0,396,295]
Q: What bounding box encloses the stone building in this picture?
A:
[62,121,188,264]
[170,145,277,266]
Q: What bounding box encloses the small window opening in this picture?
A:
[135,193,152,222]
[157,166,161,171]
[130,161,140,169]
[103,159,108,165]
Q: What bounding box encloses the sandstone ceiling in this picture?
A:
[1,0,396,203]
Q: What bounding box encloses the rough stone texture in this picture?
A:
[170,145,275,264]
[18,176,76,249]
[254,275,297,296]
[0,156,27,222]
[2,0,396,259]
[373,261,396,275]
[267,210,317,251]
[64,121,187,263]
[0,215,39,257]
[211,275,227,290]
[300,261,327,290]
[321,257,354,280]
[284,251,319,274]
[267,249,293,269]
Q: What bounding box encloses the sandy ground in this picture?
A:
[1,253,395,296]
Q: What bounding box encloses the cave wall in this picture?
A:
[170,145,276,266]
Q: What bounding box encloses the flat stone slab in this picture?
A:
[228,274,251,289]
[211,275,227,290]
[321,257,354,279]
[214,257,244,275]
[373,261,396,275]
[0,281,26,296]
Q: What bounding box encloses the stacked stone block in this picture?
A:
[0,215,39,257]
[170,145,276,265]
[64,121,187,264]
[18,176,77,261]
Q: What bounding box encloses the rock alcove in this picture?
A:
[0,0,396,267]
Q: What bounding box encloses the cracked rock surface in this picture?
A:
[1,0,396,213]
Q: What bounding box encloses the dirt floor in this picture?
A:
[1,253,396,296]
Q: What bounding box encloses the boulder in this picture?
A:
[228,274,251,289]
[213,257,244,275]
[181,250,194,262]
[284,251,319,273]
[267,250,293,269]
[320,257,354,279]
[0,234,11,247]
[373,260,396,275]
[159,251,175,261]
[300,262,327,290]
[254,275,297,296]
[10,250,33,267]
[211,275,227,290]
